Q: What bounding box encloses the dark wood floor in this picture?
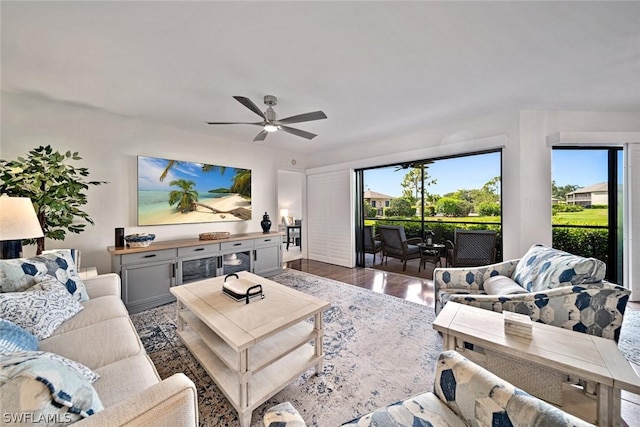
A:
[284,258,436,308]
[283,258,640,426]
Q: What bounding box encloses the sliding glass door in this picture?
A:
[551,147,623,284]
[355,150,502,268]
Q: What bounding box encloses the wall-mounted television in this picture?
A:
[137,155,251,226]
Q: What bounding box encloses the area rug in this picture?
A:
[130,269,442,427]
[619,310,640,367]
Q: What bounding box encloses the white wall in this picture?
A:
[0,91,309,274]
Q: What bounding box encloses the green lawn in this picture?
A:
[552,208,608,226]
[366,208,608,227]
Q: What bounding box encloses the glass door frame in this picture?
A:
[354,149,503,268]
[551,146,623,284]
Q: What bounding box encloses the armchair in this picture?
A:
[433,244,630,342]
[445,229,497,267]
[363,225,382,263]
[377,225,422,271]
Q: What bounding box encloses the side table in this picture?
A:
[417,243,444,271]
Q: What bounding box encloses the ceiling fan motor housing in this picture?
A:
[264,95,277,106]
[264,95,278,121]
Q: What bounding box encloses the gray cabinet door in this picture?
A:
[122,260,176,313]
[254,245,281,277]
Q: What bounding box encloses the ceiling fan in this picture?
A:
[207,95,327,141]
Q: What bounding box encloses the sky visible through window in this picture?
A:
[364,150,608,198]
[364,152,500,198]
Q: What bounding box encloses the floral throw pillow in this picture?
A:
[0,279,84,340]
[0,250,89,302]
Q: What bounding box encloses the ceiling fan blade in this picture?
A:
[233,96,266,120]
[253,129,269,141]
[279,125,317,140]
[278,111,327,124]
[206,121,263,125]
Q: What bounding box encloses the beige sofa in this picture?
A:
[8,272,198,426]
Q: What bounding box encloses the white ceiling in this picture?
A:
[2,1,639,155]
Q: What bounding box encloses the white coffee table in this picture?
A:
[171,271,330,427]
[433,302,640,426]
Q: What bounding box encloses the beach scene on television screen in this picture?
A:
[138,156,251,226]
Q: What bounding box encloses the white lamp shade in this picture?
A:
[0,196,44,240]
[279,209,289,218]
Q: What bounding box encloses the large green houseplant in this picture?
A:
[0,145,106,254]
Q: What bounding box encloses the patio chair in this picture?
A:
[445,229,497,267]
[363,225,382,263]
[378,225,422,271]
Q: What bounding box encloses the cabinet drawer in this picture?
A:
[254,235,282,247]
[221,240,254,252]
[178,244,220,257]
[121,249,176,265]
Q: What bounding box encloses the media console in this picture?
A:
[108,231,284,313]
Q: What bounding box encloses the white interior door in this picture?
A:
[306,169,354,267]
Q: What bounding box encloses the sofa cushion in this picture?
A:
[93,354,160,407]
[513,244,606,292]
[0,278,84,339]
[39,317,145,370]
[0,250,89,302]
[0,319,39,353]
[0,351,103,422]
[483,275,528,295]
[52,295,129,336]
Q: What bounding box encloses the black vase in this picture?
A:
[260,212,272,233]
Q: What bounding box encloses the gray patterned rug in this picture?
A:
[130,270,640,426]
[619,309,640,367]
[130,269,442,427]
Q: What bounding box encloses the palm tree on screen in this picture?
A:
[168,179,198,213]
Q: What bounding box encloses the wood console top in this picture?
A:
[107,231,284,255]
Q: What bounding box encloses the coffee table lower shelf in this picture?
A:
[177,325,322,425]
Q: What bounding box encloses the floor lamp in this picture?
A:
[0,195,44,259]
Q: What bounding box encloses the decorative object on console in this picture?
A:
[0,195,44,259]
[261,212,272,233]
[199,231,231,240]
[0,145,107,254]
[137,155,251,226]
[124,233,156,248]
[115,227,125,247]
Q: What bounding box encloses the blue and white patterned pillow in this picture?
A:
[513,244,606,293]
[0,250,89,302]
[0,278,84,339]
[0,351,102,422]
[0,319,39,353]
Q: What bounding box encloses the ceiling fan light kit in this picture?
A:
[207,95,327,141]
